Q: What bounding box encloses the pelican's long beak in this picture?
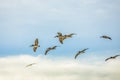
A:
[30,45,34,47]
[54,35,58,38]
[100,36,102,38]
[73,33,77,35]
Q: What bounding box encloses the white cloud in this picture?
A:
[0,55,120,80]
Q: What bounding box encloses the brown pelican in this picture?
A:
[45,46,59,55]
[74,48,89,59]
[100,35,112,40]
[55,32,76,44]
[26,63,37,67]
[105,55,120,61]
[30,38,40,52]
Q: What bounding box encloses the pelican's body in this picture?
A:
[30,38,40,52]
[45,46,59,55]
[55,32,66,44]
[105,55,120,61]
[74,48,89,59]
[100,35,112,40]
[58,36,66,44]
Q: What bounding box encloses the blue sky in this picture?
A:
[0,1,120,80]
[0,0,120,58]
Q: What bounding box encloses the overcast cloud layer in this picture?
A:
[0,55,120,80]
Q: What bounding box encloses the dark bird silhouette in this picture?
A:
[74,48,89,59]
[26,63,37,67]
[105,55,120,61]
[30,38,40,52]
[100,35,112,40]
[45,46,59,55]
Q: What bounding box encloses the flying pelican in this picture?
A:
[45,46,59,55]
[74,48,89,59]
[30,38,40,52]
[26,63,37,67]
[100,35,112,40]
[105,55,120,61]
[55,32,76,44]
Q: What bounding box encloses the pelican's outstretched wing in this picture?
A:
[100,35,112,40]
[26,63,37,67]
[74,48,88,59]
[74,51,84,59]
[45,48,51,55]
[105,57,112,61]
[45,46,59,55]
[82,48,89,52]
[52,46,57,49]
[66,33,76,38]
[75,52,80,59]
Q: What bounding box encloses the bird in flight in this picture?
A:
[100,35,112,40]
[45,46,59,55]
[30,38,40,52]
[55,32,76,44]
[74,48,89,59]
[105,55,120,61]
[26,63,37,67]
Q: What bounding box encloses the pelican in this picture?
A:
[74,48,89,59]
[30,38,40,52]
[45,46,59,55]
[100,35,112,40]
[105,55,120,61]
[55,32,76,44]
[26,63,37,67]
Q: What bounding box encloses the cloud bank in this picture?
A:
[0,55,120,80]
